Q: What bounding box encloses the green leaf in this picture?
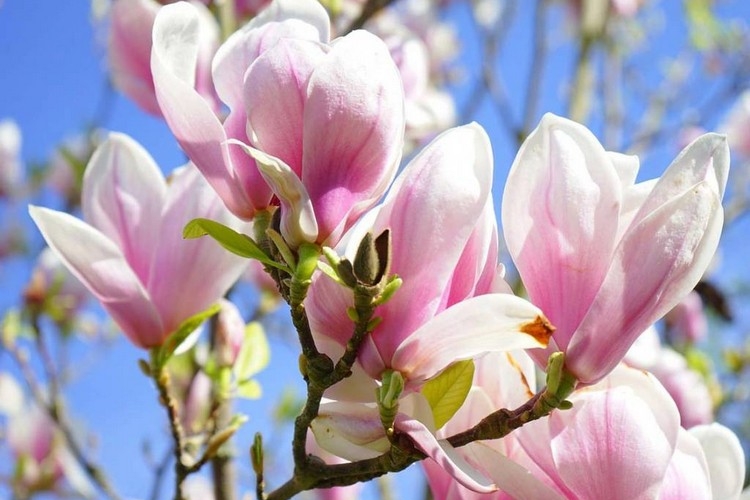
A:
[233,321,270,381]
[183,218,288,271]
[421,359,475,430]
[153,303,221,369]
[236,379,262,399]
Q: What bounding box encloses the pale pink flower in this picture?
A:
[464,365,739,499]
[215,299,246,367]
[309,124,552,493]
[625,328,713,428]
[152,0,404,247]
[503,113,728,384]
[109,0,220,116]
[0,119,22,198]
[29,133,249,348]
[665,290,708,344]
[0,375,94,497]
[719,91,750,158]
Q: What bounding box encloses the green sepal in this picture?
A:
[421,359,475,430]
[295,243,321,282]
[251,432,264,475]
[183,218,287,271]
[266,228,296,269]
[152,303,221,369]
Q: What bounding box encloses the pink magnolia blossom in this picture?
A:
[214,298,246,367]
[0,374,94,497]
[502,113,728,384]
[0,118,22,198]
[719,90,750,158]
[29,133,249,348]
[152,0,404,248]
[665,290,709,344]
[625,327,713,428]
[308,124,553,492]
[109,0,220,116]
[458,365,743,499]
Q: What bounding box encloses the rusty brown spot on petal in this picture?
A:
[520,315,555,346]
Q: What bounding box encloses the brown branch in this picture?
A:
[343,0,398,34]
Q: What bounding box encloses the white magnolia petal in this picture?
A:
[311,402,389,461]
[466,442,563,500]
[690,423,746,500]
[396,414,496,493]
[29,206,164,347]
[392,294,553,386]
[82,132,166,282]
[230,140,318,247]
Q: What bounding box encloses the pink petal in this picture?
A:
[108,0,161,115]
[302,30,405,244]
[501,113,622,352]
[392,294,552,387]
[311,402,390,461]
[29,206,163,347]
[360,124,493,370]
[152,3,257,219]
[230,142,318,247]
[568,179,724,383]
[548,387,674,500]
[212,0,330,111]
[443,198,499,306]
[466,443,563,500]
[395,414,496,493]
[147,165,249,335]
[81,133,166,284]
[244,38,327,177]
[658,430,711,500]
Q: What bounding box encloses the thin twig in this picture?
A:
[4,341,123,500]
[521,0,551,141]
[343,0,397,34]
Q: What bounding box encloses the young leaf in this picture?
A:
[236,379,262,400]
[233,321,270,382]
[183,218,288,271]
[421,359,475,430]
[153,303,221,368]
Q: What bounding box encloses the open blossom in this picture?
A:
[152,0,404,248]
[29,133,249,348]
[503,113,728,384]
[308,124,553,492]
[436,365,744,500]
[109,0,220,116]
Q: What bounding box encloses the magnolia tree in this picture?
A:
[2,0,750,499]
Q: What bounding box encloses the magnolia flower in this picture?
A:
[0,373,94,498]
[152,0,404,249]
[0,118,22,198]
[29,133,249,348]
[503,113,728,384]
[625,327,713,428]
[109,0,220,116]
[422,351,561,500]
[308,124,553,492]
[452,365,744,500]
[719,90,750,158]
[665,290,708,344]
